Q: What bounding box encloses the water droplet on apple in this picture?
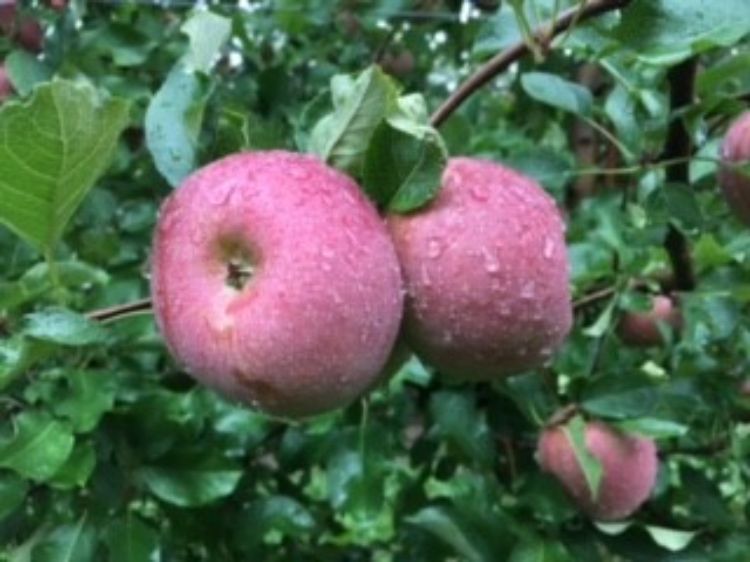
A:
[521,280,536,299]
[481,246,499,273]
[543,236,554,259]
[470,183,489,201]
[427,238,443,258]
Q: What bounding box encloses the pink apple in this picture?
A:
[538,420,658,521]
[617,295,682,347]
[0,65,12,102]
[151,151,404,418]
[388,157,572,380]
[719,111,750,226]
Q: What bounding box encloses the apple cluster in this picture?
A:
[151,151,573,417]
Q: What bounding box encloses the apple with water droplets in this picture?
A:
[538,419,658,521]
[387,157,572,380]
[719,111,750,226]
[151,151,404,418]
[617,295,682,348]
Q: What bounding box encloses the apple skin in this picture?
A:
[617,295,682,347]
[380,50,415,78]
[0,65,12,102]
[538,421,658,521]
[719,112,750,226]
[0,1,43,52]
[388,157,572,380]
[151,151,404,418]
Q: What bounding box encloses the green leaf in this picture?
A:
[429,391,495,467]
[136,452,243,507]
[180,11,232,73]
[612,0,750,65]
[509,538,573,562]
[50,441,96,489]
[663,182,703,232]
[106,514,160,562]
[0,80,130,251]
[406,506,494,562]
[581,375,659,419]
[521,72,593,116]
[23,308,108,347]
[4,49,51,97]
[145,64,212,187]
[31,518,97,562]
[0,471,28,520]
[53,371,116,433]
[582,296,617,338]
[0,411,74,482]
[615,417,688,439]
[309,65,397,173]
[234,495,316,550]
[563,416,603,503]
[644,525,698,552]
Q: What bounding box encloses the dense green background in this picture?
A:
[1,1,750,560]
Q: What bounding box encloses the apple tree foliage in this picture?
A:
[1,0,750,560]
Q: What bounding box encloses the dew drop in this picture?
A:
[481,247,500,273]
[543,237,555,259]
[470,183,490,201]
[521,281,536,300]
[427,238,443,259]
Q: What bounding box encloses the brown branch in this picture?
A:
[87,298,152,323]
[662,59,698,292]
[429,0,633,128]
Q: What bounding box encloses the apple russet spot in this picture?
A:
[388,157,572,380]
[719,111,750,226]
[538,420,658,521]
[617,295,682,348]
[151,151,404,418]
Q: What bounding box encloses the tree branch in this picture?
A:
[662,58,698,291]
[429,0,633,128]
[87,298,152,323]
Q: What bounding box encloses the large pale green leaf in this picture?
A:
[145,64,212,187]
[612,0,750,64]
[0,80,129,251]
[0,411,74,482]
[309,66,397,173]
[181,11,232,73]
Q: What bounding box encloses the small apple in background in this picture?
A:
[151,151,404,419]
[617,295,682,347]
[379,50,415,78]
[0,0,44,52]
[388,157,572,381]
[719,111,750,226]
[538,419,658,521]
[0,65,12,102]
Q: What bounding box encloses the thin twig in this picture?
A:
[87,298,152,323]
[429,0,633,128]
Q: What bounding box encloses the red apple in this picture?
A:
[15,17,43,52]
[151,151,404,418]
[388,157,572,380]
[379,50,415,78]
[719,111,750,226]
[617,295,682,347]
[538,420,658,521]
[0,65,12,102]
